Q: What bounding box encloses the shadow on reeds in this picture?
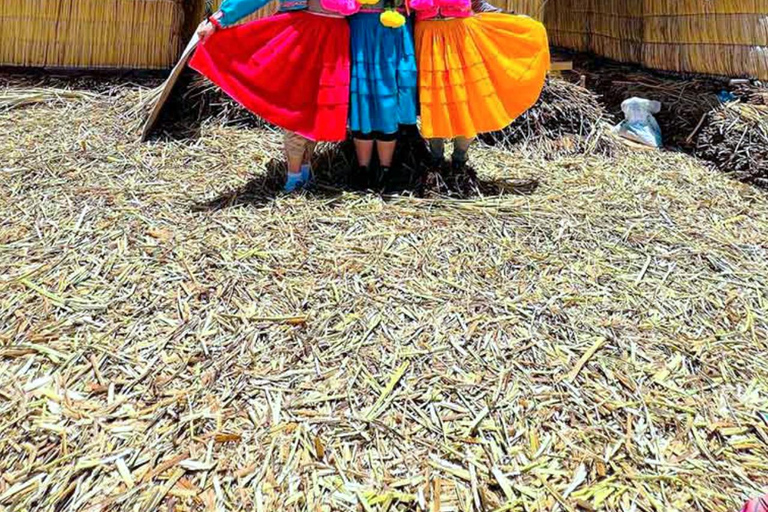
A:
[193,126,539,212]
[139,74,540,202]
[142,72,269,143]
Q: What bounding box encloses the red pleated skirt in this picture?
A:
[190,11,351,142]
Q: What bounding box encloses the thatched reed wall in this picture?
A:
[4,0,764,78]
[546,0,768,79]
[1,0,184,69]
[490,0,546,19]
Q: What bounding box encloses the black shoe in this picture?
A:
[430,155,447,169]
[376,166,391,188]
[451,158,468,171]
[349,165,370,189]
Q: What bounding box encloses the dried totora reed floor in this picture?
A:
[1,76,767,512]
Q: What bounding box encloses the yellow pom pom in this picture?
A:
[380,9,406,28]
[359,0,379,5]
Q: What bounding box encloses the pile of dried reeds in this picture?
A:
[2,73,768,512]
[696,101,768,188]
[735,84,768,106]
[483,77,617,156]
[546,0,768,79]
[1,0,186,70]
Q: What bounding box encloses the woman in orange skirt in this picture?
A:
[411,0,550,168]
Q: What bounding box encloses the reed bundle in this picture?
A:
[0,0,185,69]
[545,0,768,79]
[0,87,98,110]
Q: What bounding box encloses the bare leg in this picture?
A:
[283,131,312,191]
[452,136,473,166]
[376,140,396,168]
[354,139,375,168]
[284,131,310,174]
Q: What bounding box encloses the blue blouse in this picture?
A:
[218,0,306,27]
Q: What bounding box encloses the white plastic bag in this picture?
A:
[613,97,663,148]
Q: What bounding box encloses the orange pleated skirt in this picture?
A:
[414,13,550,139]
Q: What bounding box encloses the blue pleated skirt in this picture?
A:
[349,13,419,136]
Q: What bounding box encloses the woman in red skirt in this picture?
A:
[191,0,357,192]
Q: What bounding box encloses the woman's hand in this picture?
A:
[196,19,218,41]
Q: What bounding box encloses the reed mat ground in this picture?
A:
[1,76,768,512]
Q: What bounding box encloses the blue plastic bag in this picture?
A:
[717,90,737,103]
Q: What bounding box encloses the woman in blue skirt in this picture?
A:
[348,0,418,186]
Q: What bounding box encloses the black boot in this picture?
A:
[451,148,469,171]
[376,166,391,189]
[428,139,447,170]
[349,165,370,189]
